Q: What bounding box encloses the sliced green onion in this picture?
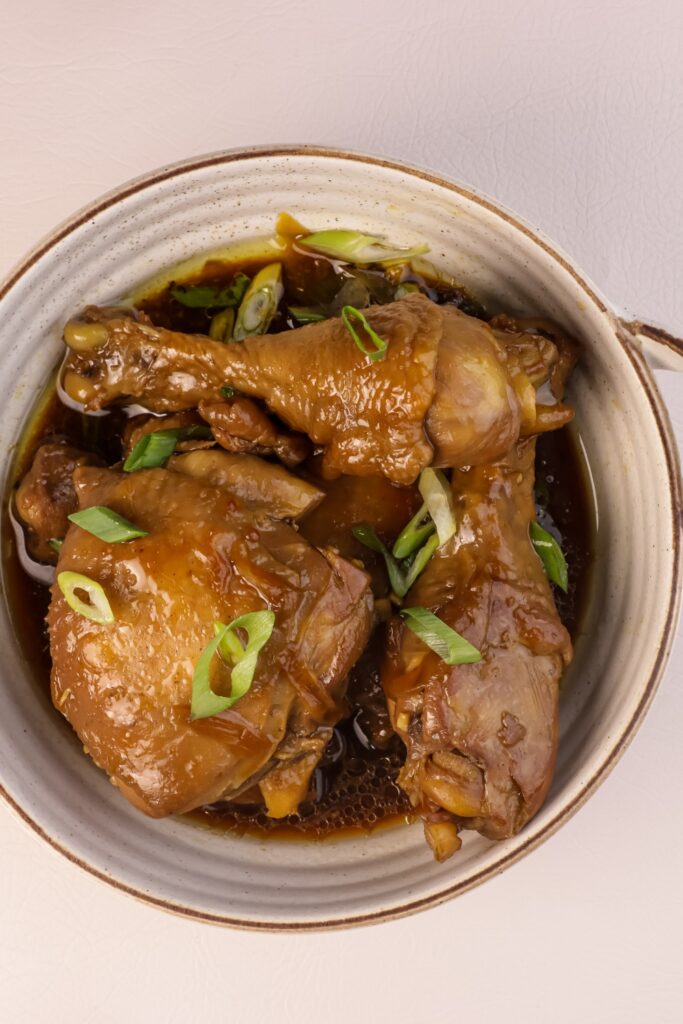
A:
[171,285,221,308]
[209,307,236,341]
[299,229,429,267]
[217,273,250,308]
[341,305,388,363]
[403,533,439,591]
[409,256,440,280]
[400,607,481,665]
[530,521,568,592]
[68,506,148,543]
[57,571,115,624]
[418,468,456,547]
[214,621,245,663]
[48,538,63,554]
[392,502,435,559]
[352,523,407,597]
[171,274,250,310]
[233,263,283,341]
[395,281,421,299]
[123,425,213,472]
[220,385,238,399]
[190,610,276,720]
[288,306,326,324]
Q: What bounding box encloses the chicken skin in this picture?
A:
[382,439,572,860]
[48,465,372,818]
[14,440,99,563]
[61,294,571,485]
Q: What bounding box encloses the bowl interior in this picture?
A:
[0,149,678,928]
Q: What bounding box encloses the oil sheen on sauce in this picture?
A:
[3,242,595,842]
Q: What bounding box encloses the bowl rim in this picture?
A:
[0,144,680,931]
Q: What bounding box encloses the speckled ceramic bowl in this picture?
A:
[0,147,680,929]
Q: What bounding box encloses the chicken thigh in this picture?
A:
[48,465,372,818]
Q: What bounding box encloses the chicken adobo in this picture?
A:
[7,217,592,859]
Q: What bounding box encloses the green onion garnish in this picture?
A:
[220,385,238,399]
[299,229,429,267]
[418,468,456,546]
[123,425,212,472]
[530,522,568,592]
[48,538,63,554]
[352,523,408,596]
[68,506,148,543]
[171,274,250,310]
[216,273,250,308]
[190,610,276,720]
[341,305,388,363]
[208,307,236,342]
[395,282,421,299]
[57,571,115,624]
[400,607,481,665]
[392,503,435,559]
[171,285,223,308]
[353,520,440,598]
[288,306,326,324]
[233,263,283,341]
[403,533,440,591]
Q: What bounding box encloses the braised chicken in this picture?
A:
[198,397,309,467]
[168,449,324,520]
[14,440,99,563]
[9,223,589,855]
[382,439,572,860]
[47,465,372,817]
[61,294,572,485]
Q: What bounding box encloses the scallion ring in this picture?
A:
[288,306,326,324]
[123,425,213,472]
[341,305,388,363]
[530,521,568,592]
[299,229,429,267]
[395,282,421,299]
[68,506,147,543]
[400,607,481,665]
[190,610,276,721]
[233,263,283,341]
[209,307,236,342]
[418,468,456,546]
[403,533,440,591]
[352,523,408,597]
[171,274,249,310]
[57,571,115,624]
[392,502,435,559]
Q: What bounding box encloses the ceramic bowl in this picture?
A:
[0,147,680,929]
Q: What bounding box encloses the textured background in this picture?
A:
[1,2,681,1021]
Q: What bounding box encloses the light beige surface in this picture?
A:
[1,2,682,1022]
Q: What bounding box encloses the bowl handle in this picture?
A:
[620,319,683,372]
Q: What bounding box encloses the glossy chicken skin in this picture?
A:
[382,440,572,860]
[168,449,324,520]
[48,465,372,818]
[62,294,571,485]
[198,397,310,467]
